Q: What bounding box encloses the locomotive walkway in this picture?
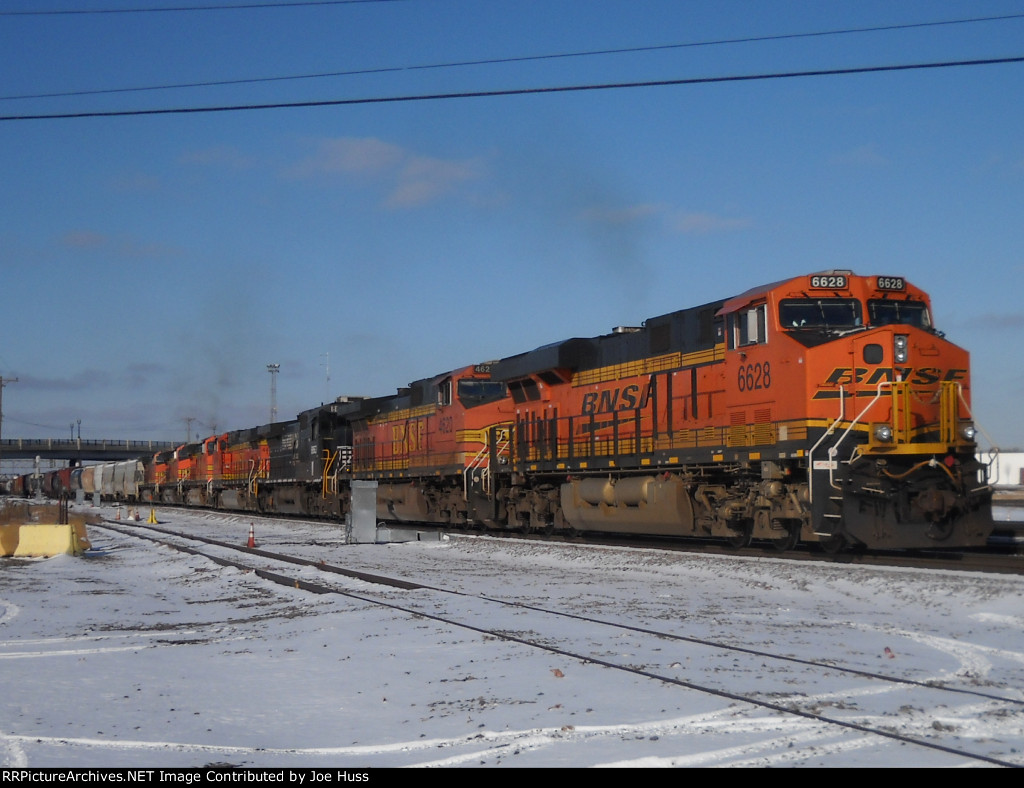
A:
[0,437,175,462]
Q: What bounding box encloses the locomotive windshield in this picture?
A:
[457,379,508,408]
[779,298,863,330]
[868,299,931,329]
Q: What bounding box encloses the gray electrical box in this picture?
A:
[347,480,378,544]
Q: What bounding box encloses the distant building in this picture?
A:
[983,451,1024,488]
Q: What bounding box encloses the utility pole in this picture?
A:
[267,364,280,424]
[0,376,18,477]
[321,352,330,403]
[185,416,195,444]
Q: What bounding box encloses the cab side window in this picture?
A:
[729,303,767,348]
[438,378,453,407]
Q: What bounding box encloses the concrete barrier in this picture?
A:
[0,523,91,557]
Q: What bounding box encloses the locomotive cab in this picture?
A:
[717,284,808,547]
[717,271,992,550]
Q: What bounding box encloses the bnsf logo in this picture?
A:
[824,367,968,386]
[581,382,653,415]
[391,420,426,453]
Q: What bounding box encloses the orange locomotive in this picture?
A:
[350,364,513,526]
[141,433,270,509]
[483,270,992,550]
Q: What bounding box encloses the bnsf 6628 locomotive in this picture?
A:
[40,271,992,552]
[487,270,992,551]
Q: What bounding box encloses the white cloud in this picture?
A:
[829,144,887,167]
[59,229,180,260]
[287,137,404,176]
[61,229,108,249]
[669,211,752,234]
[111,170,161,193]
[387,154,484,207]
[179,145,254,170]
[581,203,662,225]
[286,136,487,208]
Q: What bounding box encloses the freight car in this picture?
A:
[19,271,996,552]
[9,460,145,504]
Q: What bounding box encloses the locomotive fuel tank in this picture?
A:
[560,474,695,535]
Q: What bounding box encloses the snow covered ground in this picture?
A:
[1,505,1023,768]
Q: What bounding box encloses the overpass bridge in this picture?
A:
[0,438,176,463]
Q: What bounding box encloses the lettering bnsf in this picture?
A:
[391,419,427,453]
[823,367,968,386]
[581,381,653,415]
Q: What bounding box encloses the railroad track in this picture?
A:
[498,529,1024,573]
[111,501,1024,573]
[96,517,1024,768]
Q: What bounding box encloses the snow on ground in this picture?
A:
[1,504,1023,768]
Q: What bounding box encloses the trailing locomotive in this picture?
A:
[23,271,995,552]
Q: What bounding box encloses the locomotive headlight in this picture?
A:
[959,421,977,442]
[893,335,908,363]
[873,424,894,443]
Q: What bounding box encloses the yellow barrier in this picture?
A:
[0,523,91,557]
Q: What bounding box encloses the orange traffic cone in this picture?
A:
[116,506,121,520]
[247,524,256,548]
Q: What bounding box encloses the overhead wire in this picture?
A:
[2,12,1023,102]
[2,54,1023,122]
[0,0,404,15]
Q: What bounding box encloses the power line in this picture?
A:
[0,0,403,15]
[2,54,1022,122]
[3,12,1023,102]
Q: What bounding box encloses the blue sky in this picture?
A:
[1,0,1022,452]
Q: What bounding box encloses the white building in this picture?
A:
[983,451,1024,488]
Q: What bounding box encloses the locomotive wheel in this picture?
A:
[818,533,847,554]
[770,523,800,552]
[726,521,753,549]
